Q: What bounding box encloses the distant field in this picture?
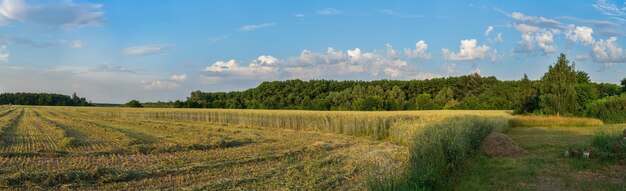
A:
[0,106,510,190]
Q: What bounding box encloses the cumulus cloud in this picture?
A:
[122,44,172,56]
[140,79,179,90]
[592,37,626,64]
[0,0,104,29]
[317,8,341,15]
[239,23,275,31]
[404,40,431,59]
[565,26,595,45]
[534,31,557,54]
[202,44,434,81]
[170,74,187,81]
[203,55,280,80]
[503,11,567,54]
[484,26,494,36]
[442,39,491,61]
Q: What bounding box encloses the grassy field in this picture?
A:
[0,106,511,190]
[0,106,623,190]
[457,123,626,190]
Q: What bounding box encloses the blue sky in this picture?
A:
[0,0,625,103]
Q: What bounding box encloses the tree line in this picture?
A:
[0,92,92,106]
[141,54,625,121]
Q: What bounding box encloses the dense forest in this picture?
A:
[0,92,92,106]
[143,54,624,114]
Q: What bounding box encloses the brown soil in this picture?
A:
[481,132,528,157]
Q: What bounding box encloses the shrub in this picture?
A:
[583,95,626,123]
[589,133,625,162]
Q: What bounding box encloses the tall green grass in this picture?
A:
[508,115,603,127]
[368,116,502,190]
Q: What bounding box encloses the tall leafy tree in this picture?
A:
[539,54,578,115]
[621,77,626,94]
[514,74,539,114]
[434,86,454,108]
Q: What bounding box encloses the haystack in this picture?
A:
[481,132,528,157]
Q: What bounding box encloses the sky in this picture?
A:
[0,0,625,103]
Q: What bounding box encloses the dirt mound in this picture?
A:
[481,132,528,157]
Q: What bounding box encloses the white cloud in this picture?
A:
[380,9,423,18]
[239,23,275,31]
[203,56,280,80]
[317,8,341,15]
[294,13,305,17]
[404,40,431,59]
[484,26,494,36]
[442,39,491,61]
[592,0,626,21]
[140,79,179,90]
[122,44,172,56]
[0,0,104,29]
[565,26,595,45]
[534,31,557,54]
[170,74,187,81]
[91,64,134,73]
[347,48,362,61]
[0,44,8,63]
[575,54,590,61]
[510,12,565,30]
[592,37,626,64]
[504,11,569,54]
[204,59,238,72]
[203,44,432,81]
[207,34,230,43]
[492,33,503,43]
[0,35,84,48]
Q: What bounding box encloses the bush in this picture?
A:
[583,95,626,123]
[124,100,143,108]
[369,116,498,190]
[589,133,625,162]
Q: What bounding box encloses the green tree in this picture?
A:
[621,77,626,94]
[125,100,143,108]
[385,86,406,110]
[434,86,454,108]
[514,74,539,114]
[576,71,591,84]
[539,54,578,115]
[415,94,437,110]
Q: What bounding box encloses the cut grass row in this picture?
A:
[0,106,408,190]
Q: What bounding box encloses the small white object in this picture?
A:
[582,151,590,159]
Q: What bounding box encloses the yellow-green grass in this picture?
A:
[457,123,625,190]
[508,115,604,128]
[0,106,410,190]
[62,107,512,145]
